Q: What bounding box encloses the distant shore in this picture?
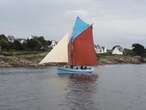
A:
[0,51,45,67]
[98,55,146,65]
[0,52,146,67]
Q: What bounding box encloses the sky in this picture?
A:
[0,0,146,48]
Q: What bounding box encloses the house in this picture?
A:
[7,35,15,43]
[95,44,107,54]
[50,40,57,48]
[112,45,123,55]
[17,38,27,44]
[101,46,107,53]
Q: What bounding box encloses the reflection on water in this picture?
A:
[65,77,98,110]
[0,65,146,110]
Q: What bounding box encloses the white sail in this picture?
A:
[39,34,69,64]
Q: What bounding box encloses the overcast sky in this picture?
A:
[0,0,146,48]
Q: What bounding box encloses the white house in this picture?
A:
[17,38,26,44]
[48,40,58,48]
[7,35,15,43]
[95,44,107,54]
[112,45,123,55]
[101,46,107,53]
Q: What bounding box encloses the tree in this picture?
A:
[26,38,42,51]
[0,34,8,41]
[123,48,133,56]
[29,36,50,51]
[12,40,23,50]
[0,34,10,51]
[0,34,52,51]
[48,40,52,46]
[132,43,145,57]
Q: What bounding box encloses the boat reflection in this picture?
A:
[69,74,98,82]
[64,74,98,110]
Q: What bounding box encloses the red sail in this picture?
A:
[69,25,98,66]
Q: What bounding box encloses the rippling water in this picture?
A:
[0,64,146,110]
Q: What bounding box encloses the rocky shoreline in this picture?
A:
[0,52,44,67]
[0,52,146,67]
[99,55,146,65]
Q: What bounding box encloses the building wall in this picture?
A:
[112,48,123,55]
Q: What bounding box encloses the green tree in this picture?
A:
[0,34,10,51]
[30,36,50,51]
[48,40,52,46]
[12,40,23,50]
[0,34,8,41]
[34,36,48,51]
[123,48,133,56]
[132,43,145,57]
[26,38,42,51]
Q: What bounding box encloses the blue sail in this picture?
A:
[71,16,89,41]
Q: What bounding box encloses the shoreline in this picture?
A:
[0,53,146,68]
[0,63,146,68]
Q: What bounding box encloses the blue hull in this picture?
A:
[57,67,94,75]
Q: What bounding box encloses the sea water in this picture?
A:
[0,64,146,110]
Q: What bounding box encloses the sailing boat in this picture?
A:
[39,17,98,75]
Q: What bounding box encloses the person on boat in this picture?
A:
[84,66,87,69]
[80,66,83,69]
[70,65,73,69]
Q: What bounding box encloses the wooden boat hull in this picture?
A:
[57,67,94,75]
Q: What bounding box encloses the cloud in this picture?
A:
[0,0,146,48]
[66,10,88,18]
